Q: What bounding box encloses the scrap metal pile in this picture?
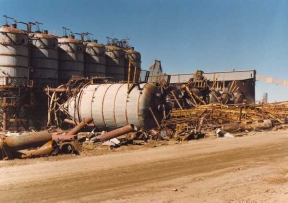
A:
[1,101,288,160]
[1,64,288,160]
[159,101,288,140]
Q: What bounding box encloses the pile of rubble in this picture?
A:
[1,101,288,160]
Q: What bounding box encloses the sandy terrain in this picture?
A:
[0,130,288,202]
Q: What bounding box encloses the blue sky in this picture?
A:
[1,0,288,102]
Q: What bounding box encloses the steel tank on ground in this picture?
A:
[58,35,84,84]
[0,25,29,86]
[105,45,125,81]
[30,30,58,88]
[64,83,162,131]
[124,47,141,82]
[84,40,106,78]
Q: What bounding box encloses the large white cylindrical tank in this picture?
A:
[0,25,29,86]
[64,83,162,131]
[105,45,125,81]
[84,40,106,78]
[58,36,84,84]
[30,31,58,88]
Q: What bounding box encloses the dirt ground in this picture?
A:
[0,129,288,203]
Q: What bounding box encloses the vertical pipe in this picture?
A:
[2,97,7,131]
[133,66,137,83]
[127,58,131,92]
[239,107,242,121]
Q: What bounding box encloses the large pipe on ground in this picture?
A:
[3,131,52,151]
[21,140,57,158]
[91,124,137,142]
[66,117,93,136]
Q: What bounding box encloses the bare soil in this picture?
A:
[0,130,288,202]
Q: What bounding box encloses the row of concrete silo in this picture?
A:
[0,23,141,89]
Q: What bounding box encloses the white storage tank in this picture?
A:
[63,83,163,131]
[0,24,29,86]
[124,47,141,82]
[58,34,84,84]
[105,45,125,81]
[84,40,106,78]
[30,30,58,88]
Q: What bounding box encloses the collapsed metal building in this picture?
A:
[170,70,256,104]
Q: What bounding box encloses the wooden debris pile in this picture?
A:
[160,101,288,139]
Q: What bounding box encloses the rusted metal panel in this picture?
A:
[235,79,255,103]
[30,32,59,88]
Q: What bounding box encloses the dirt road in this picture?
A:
[0,130,288,202]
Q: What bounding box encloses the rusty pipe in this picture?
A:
[52,133,75,141]
[64,119,95,127]
[21,140,56,158]
[91,124,137,142]
[44,87,78,93]
[66,117,93,136]
[2,97,7,131]
[3,131,52,151]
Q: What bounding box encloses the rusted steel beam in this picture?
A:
[91,124,137,142]
[66,117,93,136]
[44,88,78,93]
[3,131,52,151]
[149,107,161,129]
[170,91,183,110]
[21,140,56,158]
